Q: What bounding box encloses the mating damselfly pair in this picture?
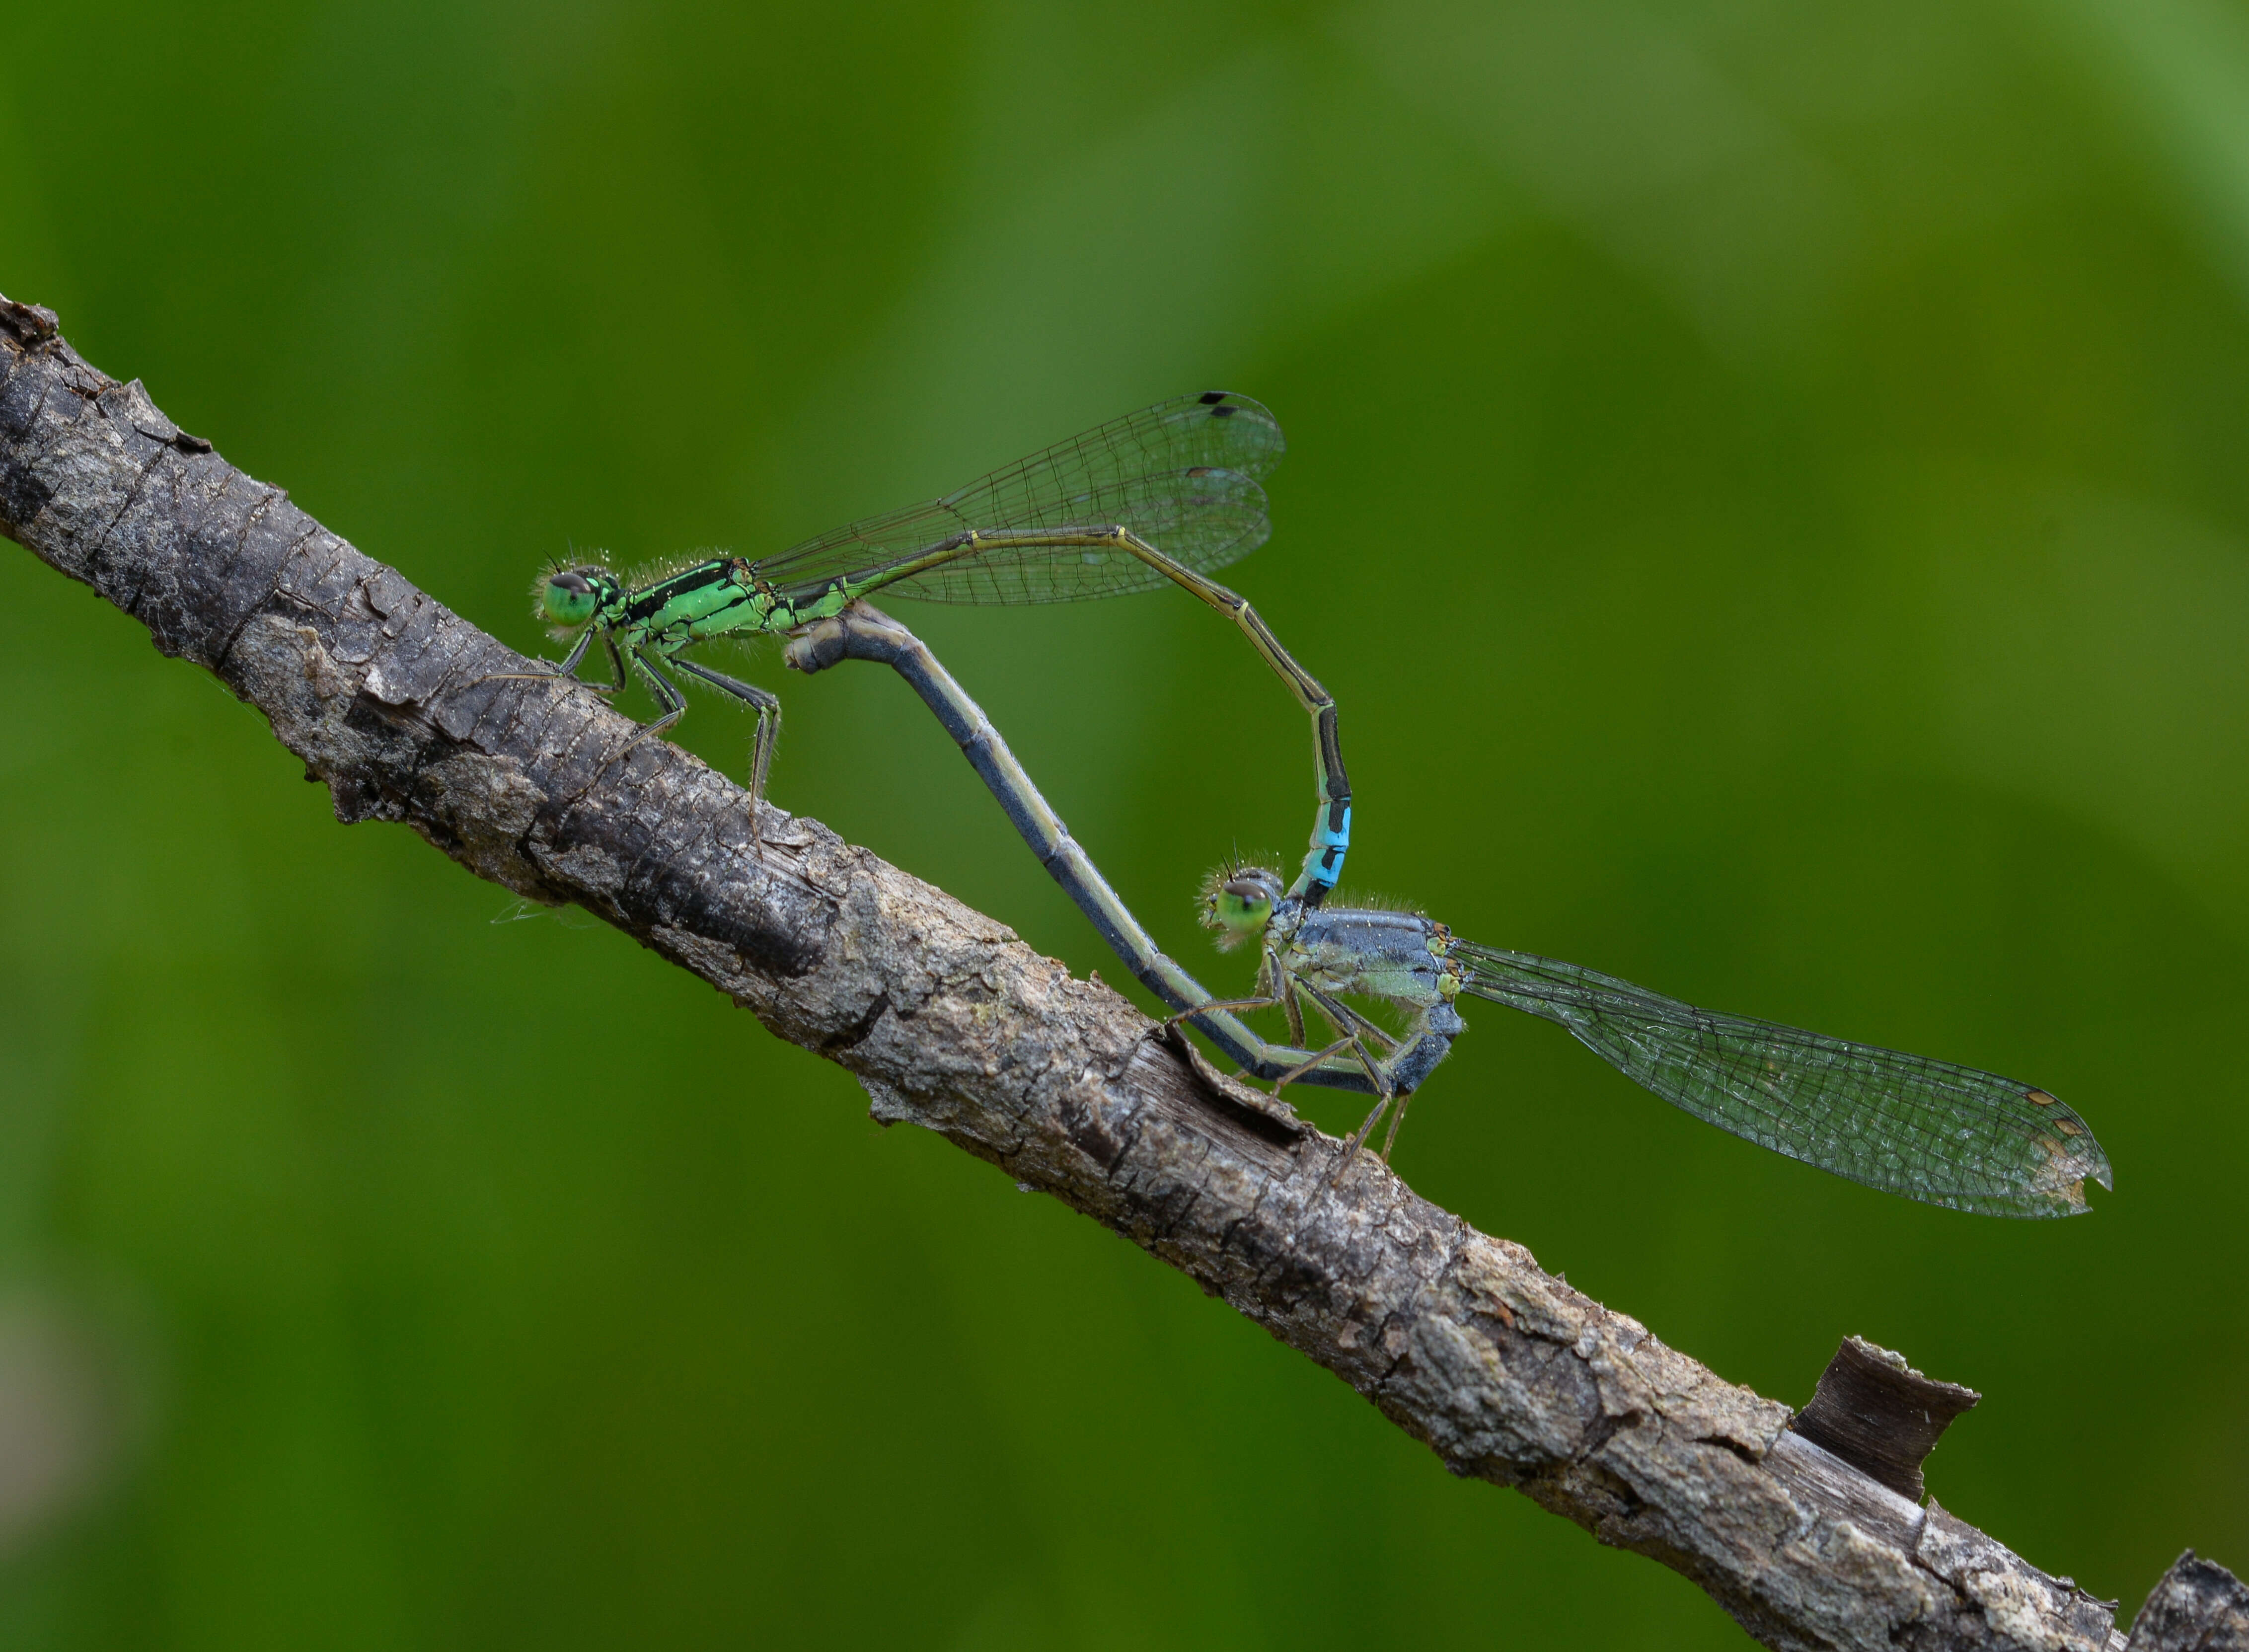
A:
[490,392,2111,1219]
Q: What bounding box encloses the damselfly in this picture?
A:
[1187,865,2111,1216]
[492,393,1350,898]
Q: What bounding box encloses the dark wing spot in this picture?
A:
[1186,465,1212,476]
[1199,390,1227,404]
[1210,403,1236,418]
[2027,1089,2057,1107]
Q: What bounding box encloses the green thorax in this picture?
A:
[600,557,875,652]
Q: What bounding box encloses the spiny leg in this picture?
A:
[1274,978,1426,1179]
[1244,952,1321,1052]
[1324,1056,1403,1183]
[1377,1087,1416,1162]
[579,645,783,848]
[1340,1093,1396,1170]
[600,633,632,693]
[1307,989,1435,1167]
[607,647,689,764]
[1292,982,1403,1057]
[1270,972,1398,1098]
[1123,992,1293,1070]
[666,652,784,838]
[1187,984,1387,1157]
[475,623,605,689]
[1155,994,1288,1031]
[1274,1033,1387,1099]
[1152,952,1396,1092]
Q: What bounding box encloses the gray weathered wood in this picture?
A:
[0,294,2151,1650]
[2127,1552,2249,1651]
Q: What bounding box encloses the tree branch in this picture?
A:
[0,295,2184,1651]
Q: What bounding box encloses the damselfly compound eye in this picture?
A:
[539,571,600,627]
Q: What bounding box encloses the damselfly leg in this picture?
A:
[667,654,782,819]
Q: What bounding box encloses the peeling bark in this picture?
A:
[0,295,2180,1651]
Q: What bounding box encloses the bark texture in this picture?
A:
[0,296,2169,1651]
[2125,1553,2249,1651]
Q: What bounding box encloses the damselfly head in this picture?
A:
[535,563,617,631]
[1198,863,1283,949]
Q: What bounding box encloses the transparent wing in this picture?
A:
[1454,942,2112,1217]
[755,391,1284,605]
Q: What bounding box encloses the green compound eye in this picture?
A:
[540,570,600,627]
[1200,867,1282,950]
[1214,884,1273,933]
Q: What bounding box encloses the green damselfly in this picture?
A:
[494,392,1350,897]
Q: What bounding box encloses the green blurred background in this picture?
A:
[2,0,2246,1645]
